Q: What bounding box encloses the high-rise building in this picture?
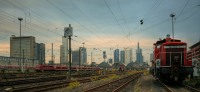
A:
[108,58,113,64]
[35,43,45,64]
[114,49,119,63]
[60,36,68,65]
[80,47,87,65]
[103,51,107,62]
[125,48,132,64]
[72,50,79,66]
[136,42,143,64]
[10,36,35,60]
[120,50,125,63]
[72,47,87,66]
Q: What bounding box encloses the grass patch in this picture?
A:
[183,77,200,88]
[67,81,80,90]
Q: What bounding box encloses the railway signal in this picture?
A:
[64,24,73,80]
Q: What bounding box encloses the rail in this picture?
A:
[84,72,142,92]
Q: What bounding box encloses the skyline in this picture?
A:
[0,0,200,64]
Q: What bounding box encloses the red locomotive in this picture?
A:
[152,35,193,83]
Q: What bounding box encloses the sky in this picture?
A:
[0,0,200,64]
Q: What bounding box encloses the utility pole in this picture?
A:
[51,43,53,64]
[22,49,24,73]
[91,52,93,63]
[170,14,175,40]
[40,49,42,64]
[18,17,23,72]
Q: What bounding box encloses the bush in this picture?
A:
[67,81,80,89]
[91,76,99,81]
[108,74,119,80]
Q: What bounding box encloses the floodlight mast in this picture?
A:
[170,14,175,40]
[18,17,23,72]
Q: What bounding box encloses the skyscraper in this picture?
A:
[120,50,125,63]
[72,50,79,66]
[79,47,87,65]
[103,51,107,62]
[60,36,68,65]
[125,48,132,64]
[114,49,119,63]
[35,43,45,64]
[72,47,87,66]
[136,42,143,64]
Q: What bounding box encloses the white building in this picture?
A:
[60,36,68,65]
[125,48,132,65]
[80,47,87,65]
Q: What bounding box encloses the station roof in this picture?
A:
[190,41,200,49]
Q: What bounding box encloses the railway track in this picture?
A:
[156,79,200,92]
[84,73,142,92]
[0,75,109,92]
[8,78,92,92]
[0,75,68,86]
[182,84,200,92]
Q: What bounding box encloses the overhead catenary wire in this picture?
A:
[70,0,119,45]
[46,0,105,43]
[177,0,190,19]
[103,0,126,35]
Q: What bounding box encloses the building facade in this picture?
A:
[187,41,200,61]
[120,50,125,63]
[0,56,39,67]
[60,36,68,65]
[103,51,107,60]
[125,48,132,64]
[72,50,79,66]
[10,36,35,61]
[79,47,87,65]
[108,58,113,64]
[136,42,143,64]
[34,43,45,64]
[72,47,87,66]
[114,49,119,63]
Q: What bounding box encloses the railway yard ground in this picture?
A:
[132,74,166,92]
[49,71,200,92]
[1,71,200,92]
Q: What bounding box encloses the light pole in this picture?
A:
[18,17,23,72]
[170,14,175,40]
